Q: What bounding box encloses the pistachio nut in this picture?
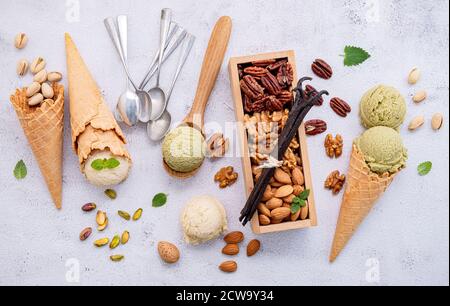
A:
[118,210,131,221]
[132,208,143,221]
[431,113,444,131]
[81,202,97,212]
[408,115,425,131]
[96,210,107,226]
[110,255,124,262]
[30,57,46,74]
[94,238,109,247]
[79,227,92,241]
[413,90,427,103]
[105,189,117,199]
[41,82,54,99]
[33,69,47,83]
[16,59,29,76]
[110,235,120,249]
[14,33,28,49]
[47,71,63,82]
[97,218,108,231]
[28,93,44,106]
[121,231,130,244]
[26,82,41,98]
[408,67,421,85]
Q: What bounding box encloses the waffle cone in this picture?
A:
[65,33,130,167]
[10,84,64,209]
[330,145,397,262]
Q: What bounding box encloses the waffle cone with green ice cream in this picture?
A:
[330,126,408,261]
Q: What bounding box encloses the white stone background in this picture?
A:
[0,0,448,286]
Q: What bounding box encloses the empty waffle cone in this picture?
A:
[329,145,397,262]
[10,84,64,209]
[65,33,130,168]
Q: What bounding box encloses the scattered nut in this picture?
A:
[26,82,41,98]
[14,33,28,49]
[27,93,43,106]
[33,69,47,83]
[408,67,421,85]
[96,210,107,226]
[97,218,108,231]
[214,166,238,188]
[16,59,29,76]
[79,227,92,241]
[219,261,238,273]
[247,239,261,257]
[94,238,109,247]
[158,241,180,264]
[118,210,131,221]
[305,119,327,136]
[110,255,124,262]
[132,208,143,221]
[105,189,117,199]
[431,113,444,131]
[413,90,427,103]
[30,57,46,74]
[409,115,425,131]
[121,231,130,244]
[325,134,343,158]
[47,71,63,82]
[324,170,346,194]
[222,244,240,256]
[81,202,96,212]
[109,235,121,249]
[224,231,244,244]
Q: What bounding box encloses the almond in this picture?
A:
[224,231,244,244]
[274,185,294,198]
[257,203,271,218]
[271,218,283,224]
[271,207,291,220]
[291,209,301,222]
[300,201,309,220]
[293,185,304,196]
[222,244,239,256]
[408,67,421,85]
[409,115,425,131]
[282,194,296,204]
[266,197,283,210]
[261,185,273,202]
[259,214,271,225]
[158,241,180,264]
[292,167,305,185]
[274,168,291,184]
[413,90,427,103]
[247,239,261,257]
[431,113,443,131]
[219,261,237,273]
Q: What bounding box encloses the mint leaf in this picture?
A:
[91,159,105,171]
[418,161,432,176]
[105,158,120,169]
[298,189,310,201]
[14,160,27,179]
[344,46,371,67]
[152,193,168,207]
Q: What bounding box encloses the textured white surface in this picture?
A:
[0,0,448,286]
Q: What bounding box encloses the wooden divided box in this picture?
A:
[229,50,318,234]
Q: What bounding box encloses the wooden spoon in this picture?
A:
[163,16,232,178]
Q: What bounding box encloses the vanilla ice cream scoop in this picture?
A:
[83,150,131,186]
[181,195,228,245]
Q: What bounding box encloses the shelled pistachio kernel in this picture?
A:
[110,255,124,262]
[94,238,109,247]
[105,189,117,199]
[121,231,130,244]
[109,235,120,249]
[118,210,131,221]
[132,208,143,221]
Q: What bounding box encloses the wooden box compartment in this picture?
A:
[229,50,318,234]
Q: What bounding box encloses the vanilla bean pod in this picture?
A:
[240,79,328,226]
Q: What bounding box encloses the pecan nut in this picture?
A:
[324,170,346,194]
[265,95,284,111]
[330,97,351,117]
[324,134,343,158]
[277,90,294,104]
[240,75,264,100]
[251,59,276,67]
[243,66,268,78]
[305,119,327,136]
[252,96,269,113]
[267,59,287,71]
[277,62,294,88]
[261,72,282,95]
[304,85,324,106]
[311,59,333,79]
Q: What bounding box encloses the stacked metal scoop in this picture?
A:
[104,8,195,141]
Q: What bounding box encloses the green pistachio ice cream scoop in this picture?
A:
[355,126,408,174]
